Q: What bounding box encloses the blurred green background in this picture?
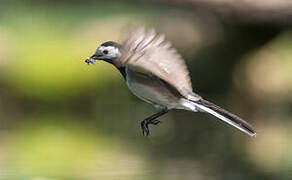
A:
[0,0,291,179]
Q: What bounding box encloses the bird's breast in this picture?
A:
[125,66,181,109]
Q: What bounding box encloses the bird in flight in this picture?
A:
[85,27,256,137]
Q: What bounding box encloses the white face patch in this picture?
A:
[98,46,121,59]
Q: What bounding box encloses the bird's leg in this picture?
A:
[141,108,169,137]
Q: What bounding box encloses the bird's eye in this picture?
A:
[103,50,108,54]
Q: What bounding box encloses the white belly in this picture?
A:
[125,66,180,109]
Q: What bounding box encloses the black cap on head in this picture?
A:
[101,41,122,48]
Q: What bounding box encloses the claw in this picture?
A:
[140,109,169,137]
[141,120,150,137]
[151,120,161,125]
[140,119,161,137]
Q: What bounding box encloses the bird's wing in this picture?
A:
[119,27,196,99]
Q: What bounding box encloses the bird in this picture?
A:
[85,27,256,137]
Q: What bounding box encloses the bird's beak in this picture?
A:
[85,52,102,65]
[90,54,101,60]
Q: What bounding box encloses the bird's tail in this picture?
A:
[184,98,256,137]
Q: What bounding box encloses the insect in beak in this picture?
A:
[85,57,96,65]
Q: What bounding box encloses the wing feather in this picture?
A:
[119,27,193,99]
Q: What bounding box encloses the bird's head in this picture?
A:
[85,41,122,65]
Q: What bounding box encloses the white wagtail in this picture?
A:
[85,27,256,137]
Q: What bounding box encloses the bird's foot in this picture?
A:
[140,118,161,137]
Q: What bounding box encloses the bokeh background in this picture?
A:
[0,0,291,179]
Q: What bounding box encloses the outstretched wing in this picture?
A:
[119,27,195,99]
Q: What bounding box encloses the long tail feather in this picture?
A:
[189,99,256,137]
